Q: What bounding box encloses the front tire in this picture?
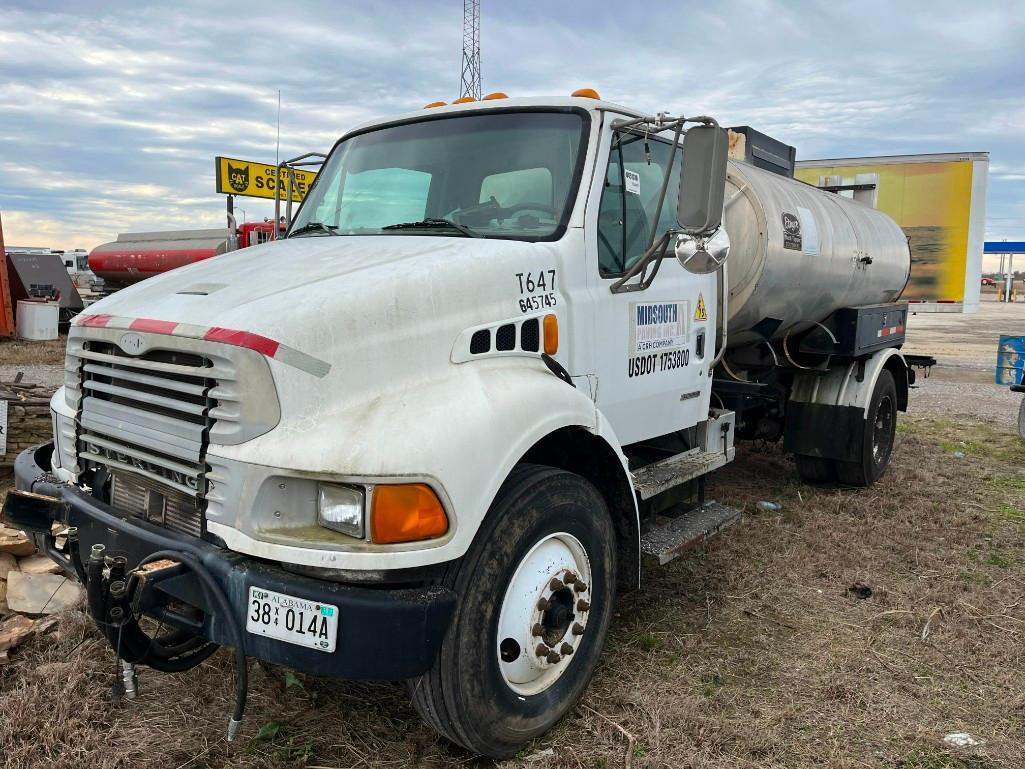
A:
[836,369,898,487]
[410,464,617,758]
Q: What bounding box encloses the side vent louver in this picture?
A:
[495,324,516,351]
[456,315,554,363]
[520,318,540,352]
[470,329,491,354]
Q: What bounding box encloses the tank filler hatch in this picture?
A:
[727,126,797,178]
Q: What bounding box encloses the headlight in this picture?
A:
[317,483,365,538]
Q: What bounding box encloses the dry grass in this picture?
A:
[0,336,68,367]
[1,415,1024,768]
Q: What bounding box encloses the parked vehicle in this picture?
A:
[88,221,281,288]
[5,93,925,758]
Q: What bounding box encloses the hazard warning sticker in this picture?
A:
[694,293,708,321]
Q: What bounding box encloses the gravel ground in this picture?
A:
[909,368,1023,425]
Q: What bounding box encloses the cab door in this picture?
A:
[585,118,717,446]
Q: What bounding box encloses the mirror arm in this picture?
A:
[609,230,673,294]
[645,120,684,252]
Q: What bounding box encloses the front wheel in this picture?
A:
[410,464,617,758]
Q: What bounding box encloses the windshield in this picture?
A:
[289,110,588,241]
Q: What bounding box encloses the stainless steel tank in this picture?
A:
[722,160,910,348]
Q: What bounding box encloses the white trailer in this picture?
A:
[4,93,925,757]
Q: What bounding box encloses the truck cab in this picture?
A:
[4,93,911,758]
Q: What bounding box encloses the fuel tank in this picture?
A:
[722,161,910,348]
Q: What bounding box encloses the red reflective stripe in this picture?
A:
[203,327,280,357]
[129,318,179,334]
[79,314,112,327]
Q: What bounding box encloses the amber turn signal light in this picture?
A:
[543,314,559,355]
[371,484,449,544]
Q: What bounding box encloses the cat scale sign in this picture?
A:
[215,156,318,202]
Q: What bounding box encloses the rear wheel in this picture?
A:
[410,464,617,758]
[836,369,898,487]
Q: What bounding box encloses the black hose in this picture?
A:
[133,550,248,737]
[82,547,248,739]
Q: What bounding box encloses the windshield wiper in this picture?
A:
[381,218,484,238]
[289,221,339,238]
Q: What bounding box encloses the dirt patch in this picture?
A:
[0,337,67,368]
[1,411,1023,768]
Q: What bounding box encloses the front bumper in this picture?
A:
[8,442,456,680]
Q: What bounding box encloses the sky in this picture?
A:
[1,0,1023,270]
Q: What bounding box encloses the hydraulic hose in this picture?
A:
[83,546,249,740]
[133,549,249,740]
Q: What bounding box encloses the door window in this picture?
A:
[597,135,683,277]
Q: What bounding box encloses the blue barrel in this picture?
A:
[996,335,1025,385]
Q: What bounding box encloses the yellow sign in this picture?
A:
[694,293,707,321]
[215,156,318,202]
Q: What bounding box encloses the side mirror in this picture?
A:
[675,228,730,274]
[677,125,728,236]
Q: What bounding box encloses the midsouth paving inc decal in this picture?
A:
[627,300,691,378]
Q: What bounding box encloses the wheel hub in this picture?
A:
[496,532,592,695]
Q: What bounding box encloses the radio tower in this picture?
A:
[460,0,481,99]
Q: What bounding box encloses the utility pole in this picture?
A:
[460,0,481,100]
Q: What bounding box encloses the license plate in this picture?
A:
[246,586,338,652]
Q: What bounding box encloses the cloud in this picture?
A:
[0,0,1023,248]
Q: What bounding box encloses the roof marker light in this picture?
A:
[424,101,447,109]
[571,88,601,99]
[452,96,476,104]
[482,92,508,100]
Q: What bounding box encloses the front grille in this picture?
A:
[72,340,217,524]
[111,471,204,537]
[64,327,279,531]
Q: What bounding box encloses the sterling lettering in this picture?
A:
[85,442,204,492]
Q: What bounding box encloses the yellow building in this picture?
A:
[795,153,989,312]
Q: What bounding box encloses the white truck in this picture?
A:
[5,93,920,758]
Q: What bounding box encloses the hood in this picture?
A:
[83,233,565,415]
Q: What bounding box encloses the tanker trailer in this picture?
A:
[722,160,910,348]
[88,228,231,289]
[709,159,914,486]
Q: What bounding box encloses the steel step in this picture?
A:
[639,501,742,566]
[631,448,734,500]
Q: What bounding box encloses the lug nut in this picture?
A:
[546,650,562,664]
[577,599,590,612]
[560,642,574,656]
[535,643,550,658]
[572,622,585,636]
[549,577,564,591]
[531,623,544,637]
[574,581,588,593]
[536,597,549,611]
[564,572,577,584]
